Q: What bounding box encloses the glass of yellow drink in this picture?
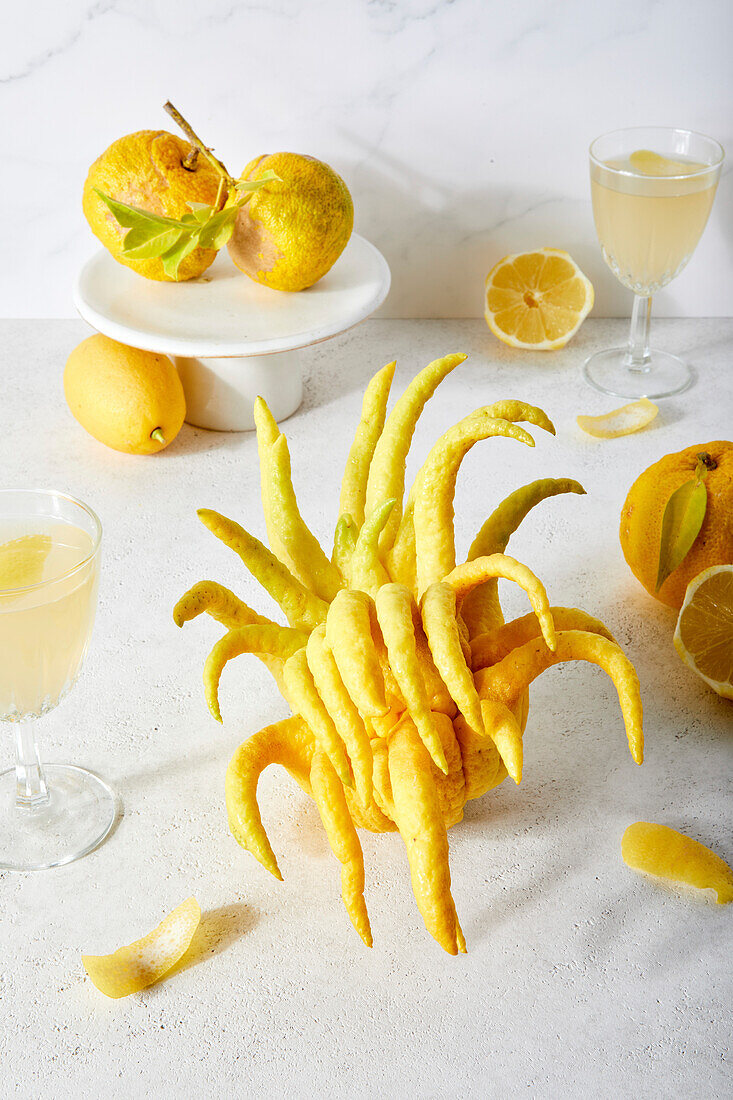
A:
[0,489,114,870]
[586,127,724,398]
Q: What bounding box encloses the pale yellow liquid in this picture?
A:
[591,152,718,294]
[0,521,98,720]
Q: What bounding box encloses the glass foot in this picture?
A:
[583,347,692,399]
[0,764,116,870]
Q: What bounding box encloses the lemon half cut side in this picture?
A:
[673,564,733,699]
[484,248,594,350]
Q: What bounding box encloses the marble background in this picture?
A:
[3,0,732,318]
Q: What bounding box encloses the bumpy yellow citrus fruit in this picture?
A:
[673,565,733,698]
[484,248,594,350]
[83,130,221,282]
[227,153,353,292]
[64,335,186,454]
[620,442,733,609]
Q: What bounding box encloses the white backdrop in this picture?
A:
[3,0,731,318]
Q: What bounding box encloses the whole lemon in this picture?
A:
[64,335,186,454]
[83,130,222,281]
[227,152,353,291]
[620,442,733,608]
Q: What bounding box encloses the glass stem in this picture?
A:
[14,720,49,808]
[625,293,652,372]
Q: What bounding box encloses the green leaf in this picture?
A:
[122,228,186,260]
[94,189,183,231]
[186,202,214,223]
[196,206,239,251]
[160,233,201,279]
[656,477,708,591]
[233,169,281,192]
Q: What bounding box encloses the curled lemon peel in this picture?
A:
[82,898,201,999]
[577,398,658,439]
[622,822,733,904]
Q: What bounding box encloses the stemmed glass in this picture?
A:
[585,127,724,398]
[0,489,115,870]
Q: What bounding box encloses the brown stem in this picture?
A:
[182,147,200,171]
[163,101,231,182]
[696,452,717,472]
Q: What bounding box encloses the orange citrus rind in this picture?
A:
[484,248,594,350]
[82,897,201,998]
[622,822,733,904]
[577,398,658,439]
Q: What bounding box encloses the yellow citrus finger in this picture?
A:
[463,478,585,637]
[622,821,733,904]
[255,408,343,601]
[310,751,373,946]
[479,697,523,783]
[410,412,535,594]
[82,898,201,999]
[348,499,395,596]
[446,554,556,653]
[306,624,373,806]
[198,509,328,631]
[364,352,467,551]
[471,606,614,670]
[226,717,315,879]
[375,583,448,773]
[325,589,388,718]
[331,512,358,578]
[482,399,556,437]
[388,716,463,955]
[476,629,643,765]
[421,582,483,735]
[577,398,658,439]
[173,580,274,630]
[338,360,396,528]
[283,648,352,787]
[204,624,307,721]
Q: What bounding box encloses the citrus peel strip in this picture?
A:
[577,398,658,439]
[622,821,733,904]
[82,898,201,999]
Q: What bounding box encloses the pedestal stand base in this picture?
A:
[174,351,304,431]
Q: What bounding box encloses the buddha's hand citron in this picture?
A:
[64,335,185,455]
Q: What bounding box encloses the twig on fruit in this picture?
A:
[164,101,231,183]
[182,147,199,171]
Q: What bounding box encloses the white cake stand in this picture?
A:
[73,234,390,431]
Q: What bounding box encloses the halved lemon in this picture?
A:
[484,248,594,350]
[673,565,733,699]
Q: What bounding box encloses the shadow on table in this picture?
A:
[164,901,259,981]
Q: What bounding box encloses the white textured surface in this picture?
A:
[3,1,733,319]
[1,318,732,1098]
